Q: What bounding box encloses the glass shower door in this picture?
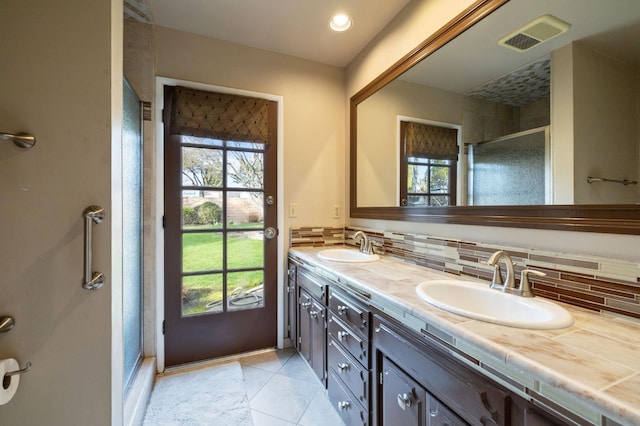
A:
[123,79,143,393]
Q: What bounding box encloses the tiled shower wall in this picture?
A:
[290,226,640,321]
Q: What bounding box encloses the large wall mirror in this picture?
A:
[350,0,640,234]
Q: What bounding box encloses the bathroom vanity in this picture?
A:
[287,247,640,426]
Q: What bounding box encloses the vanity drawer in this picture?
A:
[329,287,369,340]
[329,313,369,368]
[328,337,370,408]
[297,266,327,304]
[328,370,369,426]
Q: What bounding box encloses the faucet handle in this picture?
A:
[520,269,545,297]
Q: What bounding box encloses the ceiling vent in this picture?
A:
[499,15,570,52]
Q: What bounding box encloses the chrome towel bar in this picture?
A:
[587,176,637,186]
[0,131,36,149]
[82,205,106,290]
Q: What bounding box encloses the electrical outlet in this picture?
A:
[289,203,298,218]
[333,204,340,218]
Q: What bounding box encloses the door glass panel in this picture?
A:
[227,271,264,311]
[227,191,263,228]
[182,190,223,229]
[182,232,223,272]
[181,146,223,187]
[228,231,264,269]
[227,150,264,189]
[182,273,223,316]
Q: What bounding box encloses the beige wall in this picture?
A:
[573,42,639,204]
[0,0,120,425]
[156,27,346,249]
[345,0,639,260]
[357,79,462,206]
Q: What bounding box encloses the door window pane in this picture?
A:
[228,231,264,269]
[227,271,264,311]
[430,166,449,193]
[227,191,263,228]
[182,274,223,316]
[182,232,223,273]
[182,146,223,187]
[182,190,223,229]
[227,151,264,189]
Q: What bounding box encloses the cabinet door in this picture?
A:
[310,298,327,385]
[381,356,427,426]
[287,262,297,349]
[425,394,467,426]
[298,288,313,363]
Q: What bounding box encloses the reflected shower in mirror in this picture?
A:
[355,0,640,208]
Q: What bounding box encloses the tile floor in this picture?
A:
[239,348,346,426]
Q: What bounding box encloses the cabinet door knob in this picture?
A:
[397,393,412,410]
[337,331,348,341]
[338,401,351,411]
[337,362,350,372]
[337,305,348,315]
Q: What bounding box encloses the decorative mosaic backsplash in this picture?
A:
[290,226,640,321]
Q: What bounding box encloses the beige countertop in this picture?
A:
[289,247,640,426]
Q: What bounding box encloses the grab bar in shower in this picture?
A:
[82,205,106,290]
[0,131,36,149]
[587,177,638,186]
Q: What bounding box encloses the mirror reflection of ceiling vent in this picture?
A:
[499,15,571,52]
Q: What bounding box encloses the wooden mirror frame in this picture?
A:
[349,0,640,235]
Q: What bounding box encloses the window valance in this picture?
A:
[169,86,271,143]
[404,121,458,160]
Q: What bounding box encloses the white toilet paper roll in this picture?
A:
[0,358,20,405]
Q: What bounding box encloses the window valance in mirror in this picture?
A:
[169,86,271,143]
[404,121,459,160]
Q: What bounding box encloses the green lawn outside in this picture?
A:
[181,228,264,315]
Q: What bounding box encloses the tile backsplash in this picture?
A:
[290,226,640,321]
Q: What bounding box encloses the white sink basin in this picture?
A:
[416,280,574,329]
[317,248,379,263]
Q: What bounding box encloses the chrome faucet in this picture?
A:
[352,230,373,254]
[487,250,516,292]
[486,250,545,297]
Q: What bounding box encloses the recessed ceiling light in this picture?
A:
[329,14,352,32]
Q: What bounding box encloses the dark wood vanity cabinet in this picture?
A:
[295,263,328,386]
[287,256,575,426]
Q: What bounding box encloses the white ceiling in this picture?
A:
[147,0,411,67]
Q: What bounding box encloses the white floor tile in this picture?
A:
[240,347,296,373]
[298,389,347,426]
[252,409,297,426]
[250,374,323,423]
[242,365,275,400]
[276,353,319,384]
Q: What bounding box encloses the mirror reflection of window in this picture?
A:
[399,121,458,207]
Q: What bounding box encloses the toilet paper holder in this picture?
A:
[5,361,32,378]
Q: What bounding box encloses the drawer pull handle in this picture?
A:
[337,331,348,341]
[337,362,350,372]
[397,393,412,410]
[429,407,439,417]
[337,305,348,315]
[338,401,351,411]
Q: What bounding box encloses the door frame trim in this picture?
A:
[154,77,285,372]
